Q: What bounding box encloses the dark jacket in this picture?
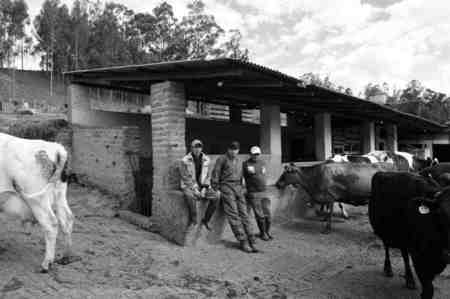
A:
[211,154,243,190]
[243,158,267,193]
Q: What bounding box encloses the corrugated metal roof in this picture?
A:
[64,58,301,83]
[64,58,447,131]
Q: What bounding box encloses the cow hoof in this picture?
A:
[56,255,81,265]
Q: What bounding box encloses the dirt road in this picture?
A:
[1,184,449,298]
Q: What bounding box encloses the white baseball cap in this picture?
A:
[250,146,261,155]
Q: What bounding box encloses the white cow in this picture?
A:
[0,133,75,272]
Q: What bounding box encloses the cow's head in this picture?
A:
[275,164,303,190]
[415,187,450,264]
[413,157,432,172]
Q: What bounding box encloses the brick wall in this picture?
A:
[72,126,140,204]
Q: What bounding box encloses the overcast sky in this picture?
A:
[25,0,450,95]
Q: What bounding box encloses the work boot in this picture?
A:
[265,217,273,240]
[239,240,253,253]
[248,238,260,253]
[256,217,270,241]
[190,211,198,226]
[201,200,218,230]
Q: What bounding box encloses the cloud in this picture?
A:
[246,0,450,95]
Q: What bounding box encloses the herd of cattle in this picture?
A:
[0,131,449,299]
[275,150,450,299]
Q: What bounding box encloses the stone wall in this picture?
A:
[72,126,140,205]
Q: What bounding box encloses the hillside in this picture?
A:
[0,69,66,112]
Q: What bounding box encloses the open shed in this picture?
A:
[65,58,447,245]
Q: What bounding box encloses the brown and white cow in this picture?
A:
[0,133,77,272]
[276,162,396,233]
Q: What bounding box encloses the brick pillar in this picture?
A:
[150,81,187,245]
[314,113,332,160]
[386,123,398,152]
[229,106,242,123]
[362,121,376,153]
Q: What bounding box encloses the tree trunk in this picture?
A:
[21,39,24,70]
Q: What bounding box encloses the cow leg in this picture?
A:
[383,243,393,277]
[401,248,416,289]
[339,203,349,219]
[54,183,78,265]
[419,279,434,299]
[30,204,58,273]
[322,203,333,234]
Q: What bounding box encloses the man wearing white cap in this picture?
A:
[243,146,272,241]
[180,139,214,226]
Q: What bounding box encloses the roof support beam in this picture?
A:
[77,69,245,82]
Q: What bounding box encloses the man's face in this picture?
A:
[192,145,202,156]
[228,149,239,157]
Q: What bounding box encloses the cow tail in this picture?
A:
[50,146,68,184]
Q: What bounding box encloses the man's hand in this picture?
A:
[200,187,206,198]
[193,188,202,198]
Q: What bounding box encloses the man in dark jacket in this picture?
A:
[243,146,272,241]
[210,141,258,253]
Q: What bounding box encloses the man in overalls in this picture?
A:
[243,146,273,241]
[211,141,258,253]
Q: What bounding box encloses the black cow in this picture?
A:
[413,157,432,172]
[370,172,450,299]
[420,163,450,186]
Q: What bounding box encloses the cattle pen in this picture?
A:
[63,58,448,245]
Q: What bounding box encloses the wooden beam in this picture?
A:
[69,81,149,94]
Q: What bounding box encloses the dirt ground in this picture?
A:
[1,185,450,299]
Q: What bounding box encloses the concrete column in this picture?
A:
[229,106,242,123]
[68,83,100,125]
[314,113,332,160]
[386,123,398,152]
[286,114,297,162]
[361,121,376,153]
[260,103,281,157]
[260,103,283,185]
[425,141,433,159]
